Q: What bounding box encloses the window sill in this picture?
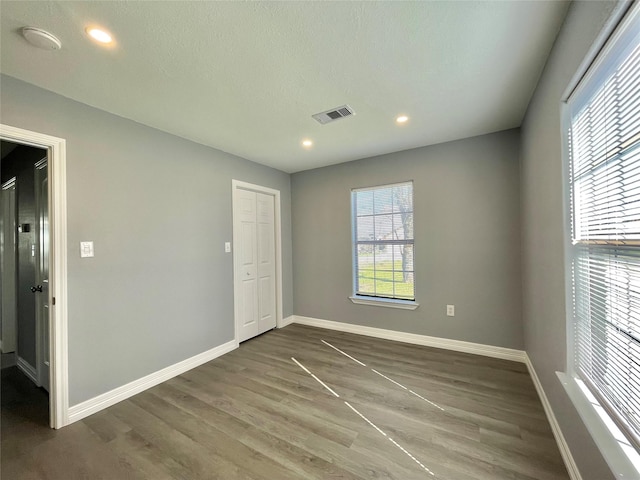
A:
[349,296,419,310]
[556,372,640,478]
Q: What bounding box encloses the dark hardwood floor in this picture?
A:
[1,324,569,479]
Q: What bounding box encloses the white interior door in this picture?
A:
[34,159,49,391]
[256,193,276,332]
[1,178,17,354]
[236,188,260,342]
[234,183,278,343]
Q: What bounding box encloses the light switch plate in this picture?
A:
[80,241,94,258]
[225,242,232,253]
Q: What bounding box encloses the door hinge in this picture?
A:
[52,296,56,306]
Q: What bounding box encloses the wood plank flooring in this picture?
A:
[1,324,569,479]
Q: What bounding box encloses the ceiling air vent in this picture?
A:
[312,104,355,125]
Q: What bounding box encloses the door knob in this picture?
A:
[30,285,43,293]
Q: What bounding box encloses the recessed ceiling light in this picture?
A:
[396,115,409,124]
[302,139,313,148]
[86,27,113,44]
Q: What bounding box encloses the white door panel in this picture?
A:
[259,277,271,317]
[234,185,278,342]
[241,224,255,266]
[236,188,259,341]
[256,193,276,330]
[241,280,257,326]
[239,196,254,217]
[35,159,49,391]
[258,223,272,268]
[240,221,257,281]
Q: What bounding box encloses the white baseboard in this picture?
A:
[279,315,295,328]
[17,356,39,385]
[67,339,238,424]
[292,315,526,363]
[525,354,582,480]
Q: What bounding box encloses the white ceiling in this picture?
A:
[0,1,570,173]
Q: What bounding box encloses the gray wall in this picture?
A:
[292,129,523,349]
[520,1,619,479]
[0,74,293,406]
[1,144,47,367]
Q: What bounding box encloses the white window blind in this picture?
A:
[352,182,414,301]
[567,9,640,451]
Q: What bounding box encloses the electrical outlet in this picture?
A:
[446,304,455,317]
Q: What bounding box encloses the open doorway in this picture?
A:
[1,141,50,430]
[0,124,68,430]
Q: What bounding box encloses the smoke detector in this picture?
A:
[312,105,355,125]
[22,27,62,50]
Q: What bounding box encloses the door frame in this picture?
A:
[232,180,283,344]
[0,124,68,429]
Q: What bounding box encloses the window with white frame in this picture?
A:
[352,182,415,301]
[566,5,640,456]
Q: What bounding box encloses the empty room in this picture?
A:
[0,1,638,479]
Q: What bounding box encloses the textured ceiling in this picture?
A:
[0,1,569,173]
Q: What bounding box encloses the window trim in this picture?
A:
[351,181,417,305]
[560,2,640,476]
[349,295,419,310]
